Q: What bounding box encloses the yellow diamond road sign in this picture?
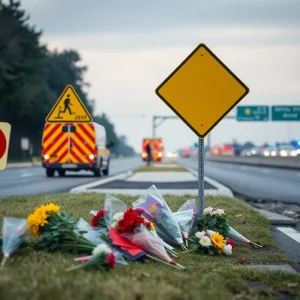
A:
[155,43,249,138]
[46,85,93,123]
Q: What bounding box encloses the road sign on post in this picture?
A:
[155,43,249,219]
[46,85,93,123]
[237,105,269,121]
[271,106,300,121]
[0,122,11,171]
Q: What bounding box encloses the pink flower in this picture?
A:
[226,238,235,250]
[134,208,145,215]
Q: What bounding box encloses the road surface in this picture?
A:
[0,157,144,199]
[180,158,300,205]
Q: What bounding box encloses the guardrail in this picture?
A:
[205,155,300,169]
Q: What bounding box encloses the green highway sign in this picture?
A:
[237,105,269,121]
[272,106,300,121]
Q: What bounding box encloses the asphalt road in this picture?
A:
[180,158,300,205]
[0,157,144,199]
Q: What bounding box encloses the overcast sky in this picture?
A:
[20,0,300,151]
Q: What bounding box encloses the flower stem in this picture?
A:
[166,248,179,258]
[0,256,8,268]
[146,255,185,271]
[250,241,263,248]
[65,264,84,272]
[180,243,188,251]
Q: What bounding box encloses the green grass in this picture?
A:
[134,166,188,172]
[0,193,299,300]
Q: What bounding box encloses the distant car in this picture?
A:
[181,147,191,158]
[263,146,277,157]
[277,144,298,157]
[263,145,298,157]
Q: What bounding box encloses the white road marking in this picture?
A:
[20,173,33,178]
[261,169,270,174]
[276,227,300,244]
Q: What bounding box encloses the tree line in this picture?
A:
[0,0,135,159]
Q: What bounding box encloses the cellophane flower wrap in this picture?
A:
[122,225,173,264]
[132,185,185,248]
[173,209,193,239]
[1,217,28,267]
[177,199,198,231]
[134,208,179,258]
[103,194,127,227]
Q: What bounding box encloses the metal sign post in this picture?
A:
[198,138,204,219]
[154,43,250,219]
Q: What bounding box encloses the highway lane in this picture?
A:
[0,157,144,199]
[180,158,300,204]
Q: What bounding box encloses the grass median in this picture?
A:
[0,193,299,300]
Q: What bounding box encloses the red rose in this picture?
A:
[204,233,210,237]
[118,218,133,233]
[226,238,235,250]
[91,210,106,227]
[117,208,145,233]
[106,253,116,269]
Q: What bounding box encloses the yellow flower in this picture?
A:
[44,203,60,214]
[27,203,60,237]
[149,222,155,231]
[211,233,225,250]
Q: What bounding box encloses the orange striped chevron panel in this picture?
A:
[141,138,163,162]
[41,122,97,164]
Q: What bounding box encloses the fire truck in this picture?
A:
[141,138,163,162]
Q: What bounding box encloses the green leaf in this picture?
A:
[209,218,217,227]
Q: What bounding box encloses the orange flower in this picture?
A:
[211,233,225,250]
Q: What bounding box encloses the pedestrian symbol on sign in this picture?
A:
[55,94,75,119]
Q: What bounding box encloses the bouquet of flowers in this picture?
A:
[198,207,262,248]
[27,203,97,253]
[90,209,108,230]
[189,230,235,256]
[132,185,187,250]
[1,217,28,267]
[109,208,186,270]
[67,244,116,272]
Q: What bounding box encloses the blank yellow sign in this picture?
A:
[46,85,93,123]
[155,43,249,138]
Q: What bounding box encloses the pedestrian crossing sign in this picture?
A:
[46,85,93,123]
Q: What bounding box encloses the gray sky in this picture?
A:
[21,0,300,151]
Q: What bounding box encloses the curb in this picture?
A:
[70,171,133,193]
[71,188,221,196]
[255,209,297,226]
[186,167,234,197]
